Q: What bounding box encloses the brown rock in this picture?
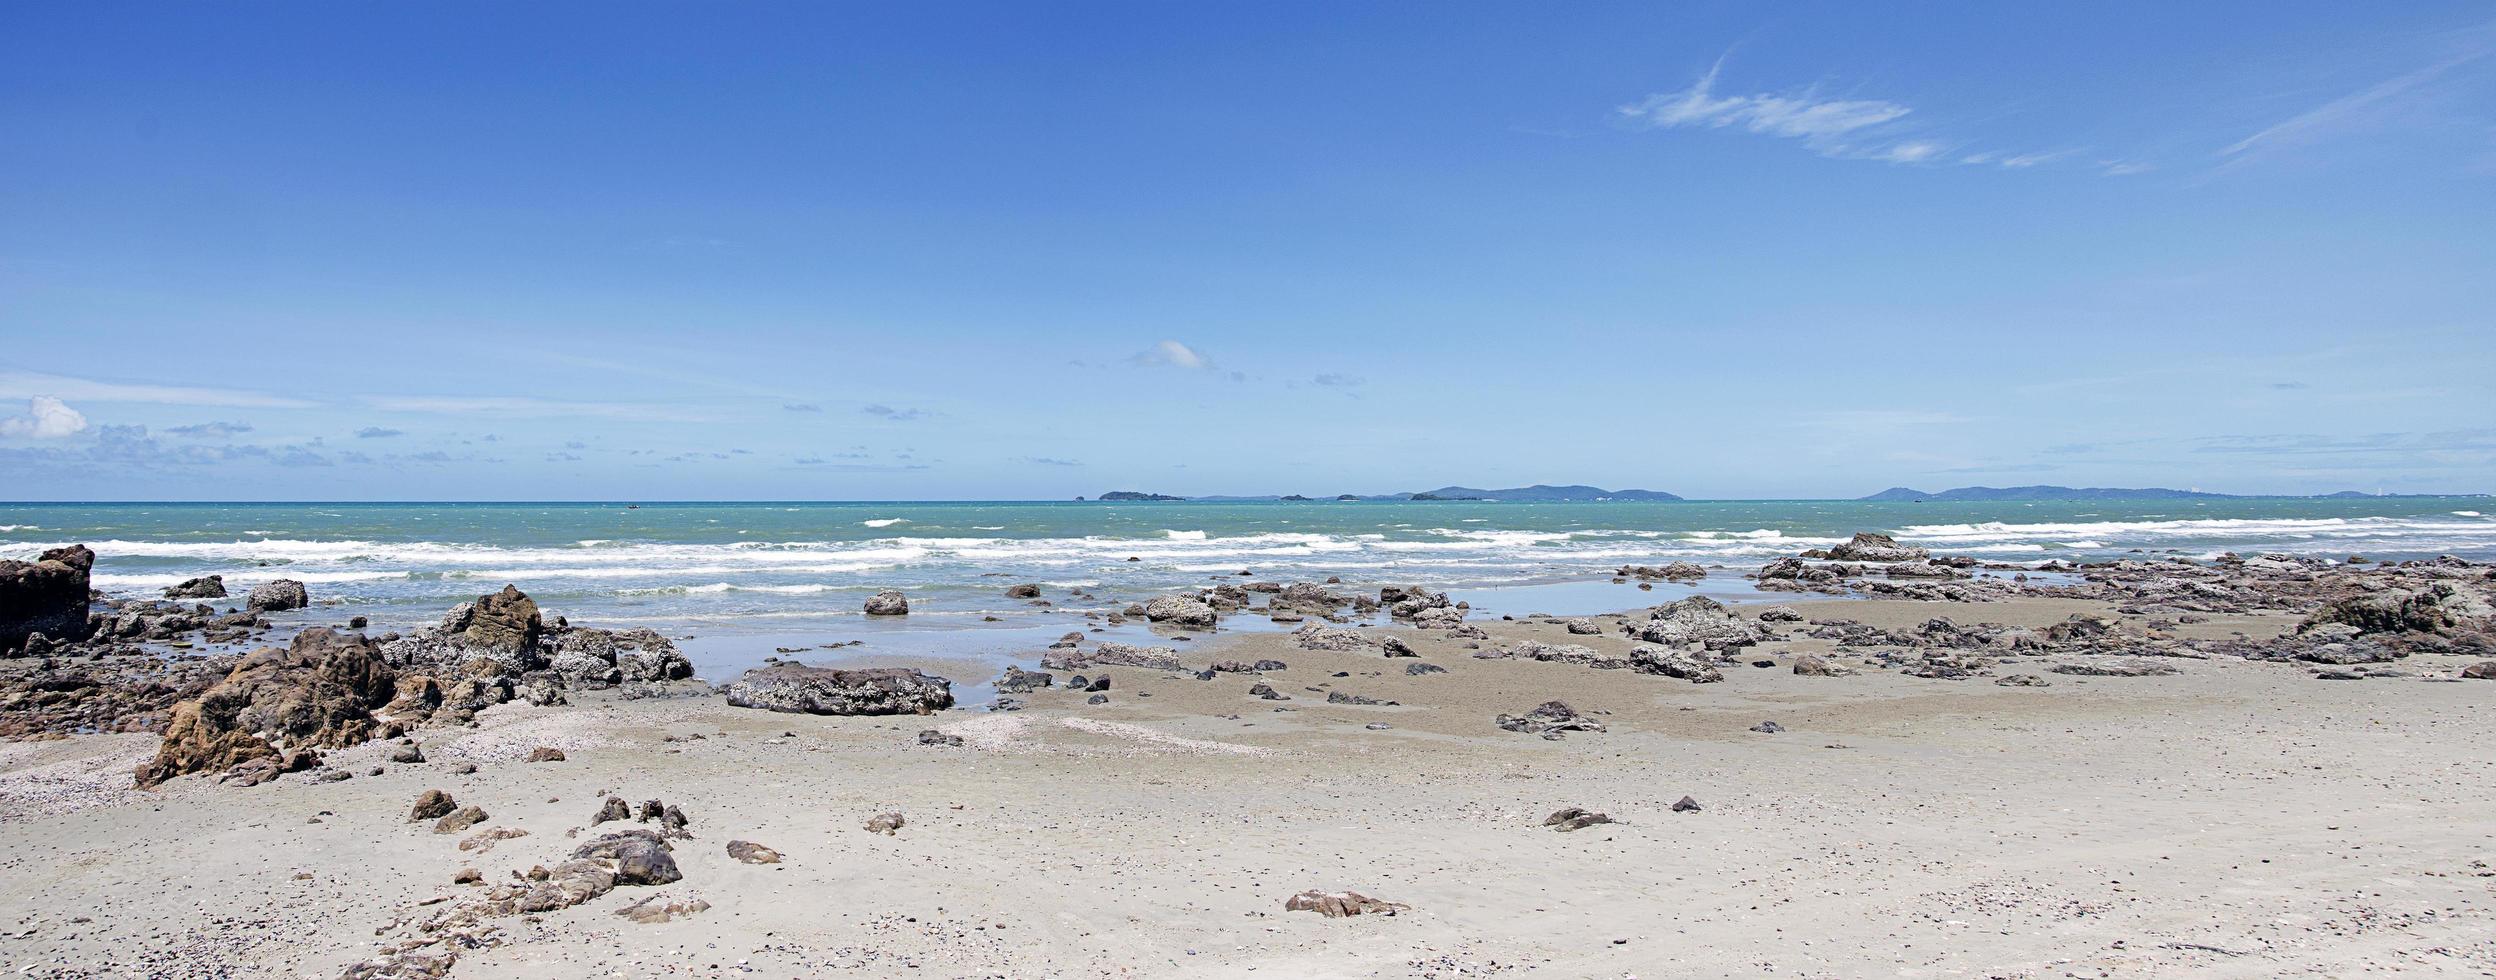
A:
[134,628,397,788]
[433,805,488,834]
[408,789,457,822]
[526,746,566,763]
[726,840,783,864]
[1284,889,1407,917]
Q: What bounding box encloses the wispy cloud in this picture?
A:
[0,370,316,409]
[1130,340,1213,370]
[1618,58,2106,173]
[355,426,404,439]
[861,404,930,421]
[165,420,253,438]
[1017,456,1084,467]
[1312,373,1365,388]
[2221,27,2496,166]
[782,403,821,413]
[0,396,88,439]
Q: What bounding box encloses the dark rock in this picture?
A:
[594,796,632,824]
[1495,700,1605,738]
[526,747,566,762]
[1671,795,1702,813]
[916,729,964,747]
[1544,807,1615,831]
[408,789,457,822]
[572,829,681,885]
[433,805,488,834]
[165,575,228,600]
[863,590,910,616]
[727,840,782,864]
[1,544,93,654]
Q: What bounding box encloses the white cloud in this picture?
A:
[2222,43,2493,163]
[0,396,90,439]
[0,370,316,408]
[1619,63,1913,142]
[1131,340,1212,370]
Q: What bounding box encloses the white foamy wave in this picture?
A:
[2459,511,2485,518]
[861,518,910,528]
[1162,529,1208,540]
[0,525,39,532]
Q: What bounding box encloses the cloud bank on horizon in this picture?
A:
[1,4,2491,500]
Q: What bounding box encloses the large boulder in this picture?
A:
[380,586,552,678]
[247,578,310,612]
[547,627,692,687]
[863,590,910,616]
[1825,532,1928,563]
[1,544,93,654]
[135,628,397,787]
[1624,596,1772,651]
[1630,644,1724,683]
[723,664,953,715]
[1143,595,1217,629]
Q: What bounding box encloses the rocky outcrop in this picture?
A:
[246,578,310,612]
[2299,581,2491,637]
[135,627,398,787]
[1,544,93,654]
[1825,532,1928,563]
[164,575,228,599]
[723,664,953,715]
[1290,624,1377,651]
[1623,596,1772,651]
[1143,595,1217,629]
[863,590,910,616]
[1629,644,1723,683]
[547,626,692,688]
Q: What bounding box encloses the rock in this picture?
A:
[863,589,910,616]
[1756,605,1804,622]
[1749,721,1784,733]
[864,811,905,835]
[994,666,1055,693]
[594,796,632,825]
[1004,584,1042,599]
[526,746,567,763]
[246,579,310,612]
[1284,889,1407,917]
[1626,596,1772,651]
[433,805,488,834]
[614,894,711,923]
[164,575,228,600]
[1144,595,1218,629]
[1629,645,1724,683]
[1791,653,1850,677]
[572,829,681,885]
[1325,691,1395,706]
[1495,700,1606,738]
[1404,662,1446,676]
[389,743,425,764]
[727,839,782,864]
[725,664,954,715]
[1994,674,2052,687]
[1,544,93,654]
[1040,642,1182,672]
[1544,807,1615,831]
[2462,661,2496,680]
[2048,660,2179,677]
[1380,637,1417,658]
[452,868,483,884]
[916,729,964,747]
[1562,618,1601,635]
[2301,582,2491,636]
[1826,532,1929,563]
[135,628,397,788]
[1671,795,1703,813]
[408,789,457,822]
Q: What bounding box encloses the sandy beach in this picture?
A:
[5,577,2492,979]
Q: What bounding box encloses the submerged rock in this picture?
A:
[1144,595,1218,629]
[863,590,910,616]
[724,664,954,715]
[164,575,228,600]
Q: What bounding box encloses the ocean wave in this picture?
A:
[861,518,910,528]
[1162,529,1208,540]
[0,525,36,532]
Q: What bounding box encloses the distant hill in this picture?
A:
[1861,485,2474,502]
[1092,491,1187,501]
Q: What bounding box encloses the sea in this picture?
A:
[5,498,2490,683]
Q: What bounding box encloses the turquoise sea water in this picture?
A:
[2,499,2489,677]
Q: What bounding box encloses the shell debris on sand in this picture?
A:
[0,735,156,819]
[1059,717,1273,757]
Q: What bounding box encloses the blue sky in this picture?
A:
[3,1,2492,500]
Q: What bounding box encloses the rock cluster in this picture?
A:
[1495,700,1605,739]
[723,664,954,715]
[1,544,94,654]
[135,627,398,788]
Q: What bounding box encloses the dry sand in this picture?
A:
[3,595,2493,978]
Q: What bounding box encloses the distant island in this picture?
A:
[1097,484,1684,502]
[1862,485,2481,502]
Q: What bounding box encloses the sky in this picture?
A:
[2,1,2493,501]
